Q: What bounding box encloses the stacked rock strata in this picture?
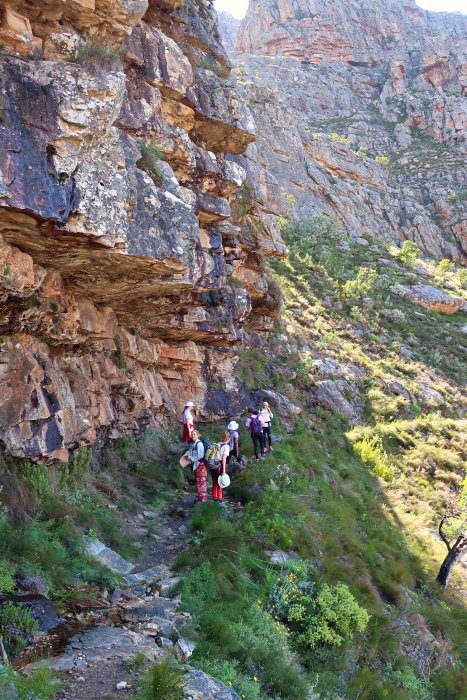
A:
[0,0,286,460]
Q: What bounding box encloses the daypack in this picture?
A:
[192,439,209,458]
[249,415,263,437]
[201,439,211,456]
[228,430,236,451]
[205,441,222,467]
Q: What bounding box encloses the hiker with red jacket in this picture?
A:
[246,407,265,462]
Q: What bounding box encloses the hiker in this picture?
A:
[259,401,274,453]
[181,400,196,442]
[185,430,207,502]
[209,431,230,505]
[227,420,243,466]
[246,407,265,462]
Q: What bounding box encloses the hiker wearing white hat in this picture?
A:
[181,400,196,442]
[210,431,231,505]
[227,420,243,467]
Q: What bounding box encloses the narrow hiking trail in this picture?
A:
[31,492,241,700]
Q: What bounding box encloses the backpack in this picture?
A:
[205,441,221,467]
[228,430,236,451]
[250,415,263,437]
[201,439,211,456]
[192,439,211,462]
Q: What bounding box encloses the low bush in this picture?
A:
[137,138,164,186]
[0,560,16,593]
[76,38,122,75]
[282,215,350,278]
[0,664,61,700]
[195,657,263,699]
[353,434,396,482]
[400,240,421,267]
[0,602,38,659]
[269,562,369,650]
[341,267,377,301]
[133,656,185,700]
[438,259,455,275]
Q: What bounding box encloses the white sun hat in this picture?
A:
[179,452,191,468]
[185,400,195,407]
[227,421,239,431]
[218,473,231,489]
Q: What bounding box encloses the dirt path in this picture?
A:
[53,492,198,699]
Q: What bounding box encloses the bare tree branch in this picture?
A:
[438,516,451,552]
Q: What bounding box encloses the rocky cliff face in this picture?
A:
[221,0,466,261]
[0,0,285,461]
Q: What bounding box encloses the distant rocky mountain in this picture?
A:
[219,0,467,262]
[218,11,241,55]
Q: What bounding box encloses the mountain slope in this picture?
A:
[220,0,467,261]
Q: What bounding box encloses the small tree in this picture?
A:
[400,240,421,267]
[436,476,466,589]
[342,267,377,301]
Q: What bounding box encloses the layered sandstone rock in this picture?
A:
[221,0,467,262]
[0,0,285,460]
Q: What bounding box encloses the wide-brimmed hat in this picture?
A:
[228,421,239,431]
[218,473,231,489]
[180,452,191,468]
[185,400,194,407]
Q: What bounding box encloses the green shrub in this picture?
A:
[456,268,467,289]
[76,39,122,75]
[295,352,314,387]
[400,240,421,267]
[137,138,164,186]
[347,667,407,700]
[438,259,455,275]
[194,658,263,699]
[447,188,467,201]
[389,666,434,700]
[269,563,369,650]
[0,664,61,700]
[0,561,16,593]
[282,215,350,278]
[0,602,39,659]
[136,656,185,700]
[342,267,377,301]
[353,434,396,482]
[22,462,51,503]
[375,155,389,166]
[178,562,217,611]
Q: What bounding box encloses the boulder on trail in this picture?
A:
[85,539,134,576]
